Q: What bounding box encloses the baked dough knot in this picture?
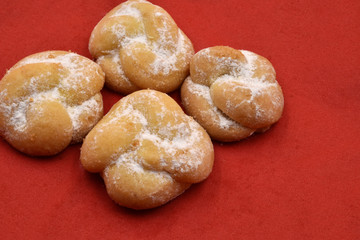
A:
[0,51,105,156]
[89,0,194,94]
[181,46,284,142]
[80,90,214,209]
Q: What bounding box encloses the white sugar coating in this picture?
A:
[240,50,258,71]
[97,50,134,87]
[150,29,187,75]
[0,52,103,139]
[240,50,276,81]
[215,74,277,103]
[211,50,279,120]
[16,52,81,72]
[139,120,204,161]
[106,103,149,128]
[8,100,28,132]
[107,151,147,176]
[103,151,175,201]
[185,77,240,130]
[110,1,143,18]
[190,49,280,121]
[197,48,274,84]
[67,94,102,133]
[94,0,191,77]
[103,91,210,178]
[14,52,98,90]
[1,87,99,134]
[110,151,172,180]
[240,50,283,112]
[1,87,63,133]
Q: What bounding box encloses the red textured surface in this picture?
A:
[0,0,359,239]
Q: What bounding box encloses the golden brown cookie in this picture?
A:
[0,51,105,156]
[89,0,194,94]
[80,90,214,209]
[181,46,284,142]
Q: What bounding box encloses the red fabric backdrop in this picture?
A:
[0,0,359,239]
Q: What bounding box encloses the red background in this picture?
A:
[0,0,359,239]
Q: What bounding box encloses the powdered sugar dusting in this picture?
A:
[110,1,143,18]
[185,77,240,130]
[7,101,28,132]
[150,29,187,75]
[17,52,96,90]
[1,87,63,133]
[67,95,102,133]
[215,74,276,103]
[16,52,81,73]
[0,52,103,141]
[97,50,133,86]
[103,91,210,177]
[104,150,174,198]
[189,48,280,122]
[92,0,192,78]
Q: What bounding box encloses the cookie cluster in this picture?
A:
[0,0,284,209]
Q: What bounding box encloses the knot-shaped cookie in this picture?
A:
[80,90,214,209]
[89,0,194,94]
[181,46,284,142]
[0,51,105,156]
